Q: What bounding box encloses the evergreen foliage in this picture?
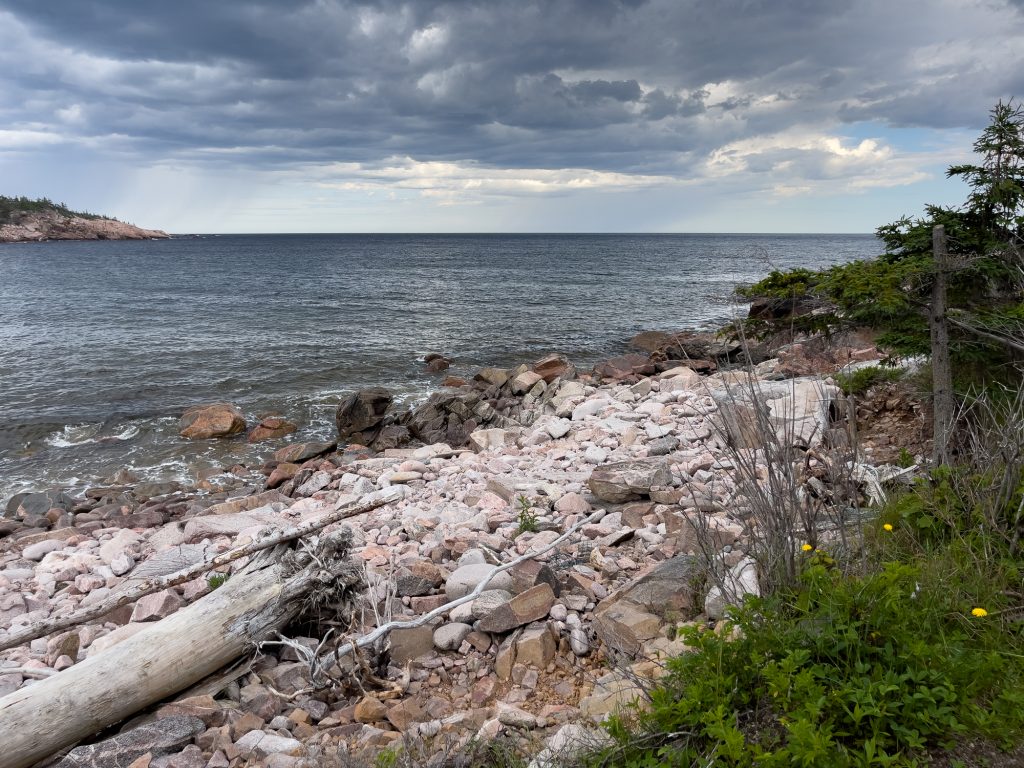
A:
[0,195,108,225]
[739,101,1024,374]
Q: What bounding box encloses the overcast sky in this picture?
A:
[2,1,1023,233]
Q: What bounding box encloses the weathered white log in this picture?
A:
[0,487,402,654]
[0,551,312,768]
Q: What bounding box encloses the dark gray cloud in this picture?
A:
[1,0,1023,187]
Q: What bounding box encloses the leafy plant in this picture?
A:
[207,572,229,590]
[592,538,1024,767]
[515,495,539,535]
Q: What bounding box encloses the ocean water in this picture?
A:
[0,233,880,502]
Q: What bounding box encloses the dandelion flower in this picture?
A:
[801,543,813,552]
[971,608,988,618]
[883,523,893,532]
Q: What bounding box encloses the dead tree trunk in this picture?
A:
[0,488,400,654]
[0,537,349,768]
[931,224,953,465]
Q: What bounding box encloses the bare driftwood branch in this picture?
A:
[1,551,297,768]
[0,667,57,678]
[0,522,366,768]
[303,509,604,675]
[0,487,404,653]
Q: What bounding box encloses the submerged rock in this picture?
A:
[247,417,297,443]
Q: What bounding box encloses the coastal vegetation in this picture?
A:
[0,195,108,225]
[588,104,1024,766]
[738,101,1024,382]
[0,194,167,242]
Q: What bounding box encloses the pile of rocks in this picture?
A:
[1,346,869,767]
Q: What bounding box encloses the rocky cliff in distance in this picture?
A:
[0,200,168,243]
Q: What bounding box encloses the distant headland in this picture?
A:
[0,196,168,243]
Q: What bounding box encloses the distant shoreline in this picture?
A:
[0,207,168,244]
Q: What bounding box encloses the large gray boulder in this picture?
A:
[593,556,702,656]
[335,387,393,442]
[403,390,483,447]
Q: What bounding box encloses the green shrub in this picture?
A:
[833,365,904,396]
[594,537,1024,767]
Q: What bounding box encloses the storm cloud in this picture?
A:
[1,0,1023,231]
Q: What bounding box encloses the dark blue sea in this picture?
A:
[0,233,880,501]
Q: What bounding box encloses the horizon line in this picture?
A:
[165,230,878,236]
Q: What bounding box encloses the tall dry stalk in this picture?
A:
[688,325,867,597]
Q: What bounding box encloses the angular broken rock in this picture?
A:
[593,601,662,656]
[507,559,560,597]
[514,625,556,667]
[130,589,184,622]
[469,589,513,620]
[511,370,543,394]
[532,353,573,383]
[234,730,303,760]
[587,459,672,503]
[599,555,701,619]
[55,715,205,768]
[704,557,760,620]
[478,583,556,634]
[354,696,389,723]
[474,367,510,388]
[388,625,435,663]
[469,428,507,453]
[272,441,337,464]
[394,566,436,597]
[295,470,332,496]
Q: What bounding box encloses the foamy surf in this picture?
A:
[45,422,142,448]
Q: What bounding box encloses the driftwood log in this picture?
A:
[1,554,300,768]
[0,488,598,768]
[0,487,402,654]
[0,493,384,768]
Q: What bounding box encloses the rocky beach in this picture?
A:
[0,326,911,768]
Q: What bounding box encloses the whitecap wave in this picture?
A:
[46,423,102,448]
[46,421,142,448]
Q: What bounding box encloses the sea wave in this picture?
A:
[45,422,142,448]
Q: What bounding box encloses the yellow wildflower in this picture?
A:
[971,608,988,618]
[801,543,813,552]
[883,523,893,532]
